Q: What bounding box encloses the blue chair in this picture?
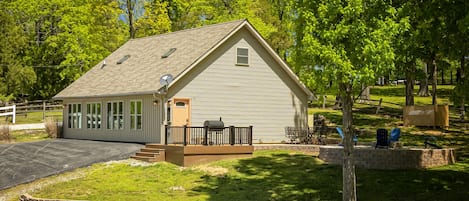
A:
[389,128,401,143]
[336,127,358,146]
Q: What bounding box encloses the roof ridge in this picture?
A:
[128,19,246,42]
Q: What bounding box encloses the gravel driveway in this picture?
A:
[0,139,143,190]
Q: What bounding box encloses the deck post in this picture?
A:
[164,125,168,145]
[204,125,209,146]
[249,125,253,145]
[183,125,187,146]
[229,126,235,145]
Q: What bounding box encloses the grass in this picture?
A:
[4,150,468,201]
[0,111,62,124]
[0,129,49,144]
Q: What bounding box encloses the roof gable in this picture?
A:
[54,20,244,99]
[54,20,312,99]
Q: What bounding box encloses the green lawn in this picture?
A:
[9,150,468,201]
[0,129,49,144]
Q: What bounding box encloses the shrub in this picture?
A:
[44,117,58,138]
[0,123,12,142]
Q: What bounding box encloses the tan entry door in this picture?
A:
[171,98,191,144]
[172,98,191,126]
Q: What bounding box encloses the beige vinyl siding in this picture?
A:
[170,28,308,143]
[62,95,161,143]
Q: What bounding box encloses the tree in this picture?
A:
[119,0,171,39]
[294,0,399,200]
[4,0,127,99]
[0,1,36,102]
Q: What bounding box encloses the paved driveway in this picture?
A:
[0,139,143,190]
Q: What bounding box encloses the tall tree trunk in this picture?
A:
[340,82,357,201]
[127,0,135,39]
[405,64,415,106]
[431,58,438,105]
[460,55,465,120]
[418,62,430,96]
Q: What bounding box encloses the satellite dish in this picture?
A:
[159,74,173,86]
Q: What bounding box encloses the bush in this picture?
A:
[0,123,12,142]
[44,117,58,138]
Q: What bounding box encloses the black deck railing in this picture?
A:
[165,125,253,146]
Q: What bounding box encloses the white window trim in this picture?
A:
[86,102,102,129]
[130,100,143,130]
[235,47,250,66]
[67,103,82,129]
[107,101,124,130]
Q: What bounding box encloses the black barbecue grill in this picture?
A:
[203,118,225,145]
[203,117,225,131]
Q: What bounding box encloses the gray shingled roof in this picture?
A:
[54,20,245,99]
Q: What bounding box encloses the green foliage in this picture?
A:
[134,0,171,37]
[0,2,35,99]
[2,0,127,99]
[294,0,400,94]
[119,0,172,38]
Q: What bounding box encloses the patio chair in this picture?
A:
[389,128,401,143]
[375,128,389,149]
[336,127,358,146]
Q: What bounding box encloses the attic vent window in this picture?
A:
[116,55,130,64]
[236,47,249,66]
[161,48,177,58]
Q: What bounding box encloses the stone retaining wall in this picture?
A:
[318,146,456,169]
[254,144,320,153]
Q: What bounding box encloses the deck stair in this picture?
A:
[131,145,166,163]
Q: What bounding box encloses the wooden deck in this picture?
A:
[132,144,254,166]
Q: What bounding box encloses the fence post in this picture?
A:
[42,100,46,120]
[376,98,383,114]
[12,105,16,124]
[248,125,253,145]
[165,125,168,145]
[183,125,187,146]
[204,125,209,146]
[229,126,235,145]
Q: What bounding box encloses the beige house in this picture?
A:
[54,20,313,143]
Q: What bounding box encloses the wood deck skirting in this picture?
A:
[147,144,254,166]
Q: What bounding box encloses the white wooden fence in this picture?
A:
[1,100,63,124]
[0,105,16,124]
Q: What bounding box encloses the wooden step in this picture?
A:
[136,152,159,157]
[145,144,164,149]
[141,148,165,153]
[131,146,166,163]
[130,155,160,162]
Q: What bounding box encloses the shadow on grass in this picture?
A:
[193,153,342,201]
[357,165,469,201]
[193,151,469,201]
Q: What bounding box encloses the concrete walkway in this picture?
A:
[0,139,143,190]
